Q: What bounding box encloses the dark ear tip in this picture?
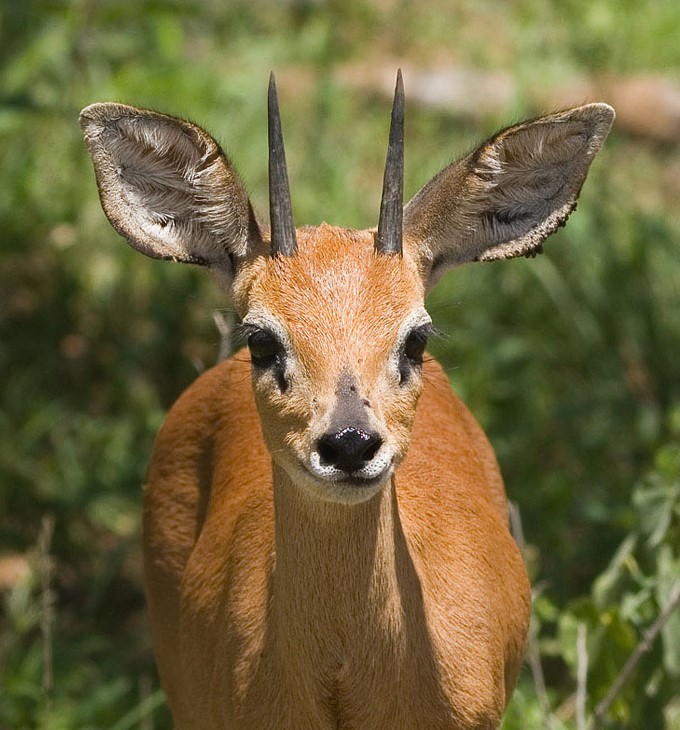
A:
[578,101,615,120]
[79,102,116,131]
[79,104,97,125]
[557,102,615,143]
[587,102,616,140]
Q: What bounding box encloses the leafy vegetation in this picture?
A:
[1,1,679,727]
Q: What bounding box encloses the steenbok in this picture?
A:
[80,71,614,729]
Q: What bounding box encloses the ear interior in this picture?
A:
[80,103,260,269]
[403,103,615,285]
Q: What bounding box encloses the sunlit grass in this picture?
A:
[1,0,679,726]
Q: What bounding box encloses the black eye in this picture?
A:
[247,328,282,369]
[399,325,430,384]
[404,327,428,364]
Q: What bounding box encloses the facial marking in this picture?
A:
[390,308,433,383]
[328,371,373,434]
[242,227,425,383]
[238,226,428,504]
[242,307,296,392]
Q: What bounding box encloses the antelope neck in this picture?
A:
[270,464,418,640]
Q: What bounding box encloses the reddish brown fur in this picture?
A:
[143,225,531,729]
[80,96,614,729]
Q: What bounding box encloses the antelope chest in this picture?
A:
[180,538,509,730]
[224,614,502,730]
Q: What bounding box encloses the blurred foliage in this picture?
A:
[503,414,680,729]
[1,0,679,727]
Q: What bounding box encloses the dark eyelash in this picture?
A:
[234,322,259,344]
[398,322,437,385]
[406,322,438,348]
[421,323,443,340]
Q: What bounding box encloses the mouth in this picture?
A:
[295,459,394,503]
[341,473,387,488]
[302,463,392,487]
[304,453,394,485]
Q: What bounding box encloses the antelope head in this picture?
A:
[80,72,614,504]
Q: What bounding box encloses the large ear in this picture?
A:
[79,103,261,275]
[403,103,615,287]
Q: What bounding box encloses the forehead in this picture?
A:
[239,224,424,368]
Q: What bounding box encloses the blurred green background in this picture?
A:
[1,1,680,728]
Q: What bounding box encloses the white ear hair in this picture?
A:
[80,103,261,274]
[403,103,615,287]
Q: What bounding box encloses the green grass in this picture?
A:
[1,0,680,727]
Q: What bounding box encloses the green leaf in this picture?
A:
[593,532,638,607]
[657,548,680,676]
[633,475,679,548]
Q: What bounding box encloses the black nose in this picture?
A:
[317,427,383,474]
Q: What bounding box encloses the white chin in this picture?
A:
[288,463,393,505]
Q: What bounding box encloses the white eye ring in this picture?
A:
[390,309,432,377]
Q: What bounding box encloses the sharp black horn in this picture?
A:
[268,72,297,256]
[375,70,404,256]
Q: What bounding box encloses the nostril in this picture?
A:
[318,437,340,466]
[362,438,381,462]
[316,427,383,473]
